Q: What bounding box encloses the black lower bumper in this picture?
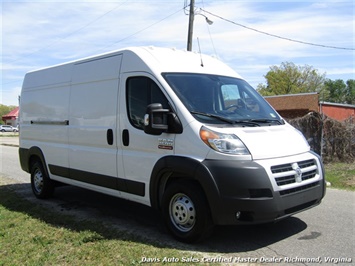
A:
[201,159,325,225]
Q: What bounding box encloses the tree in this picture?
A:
[324,79,345,103]
[257,62,326,96]
[323,79,355,104]
[345,79,355,104]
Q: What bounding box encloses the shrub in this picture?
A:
[288,112,354,163]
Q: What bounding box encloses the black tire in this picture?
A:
[161,180,214,243]
[30,161,54,199]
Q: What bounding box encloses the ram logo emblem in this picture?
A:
[292,163,303,183]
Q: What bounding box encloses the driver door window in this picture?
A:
[126,77,169,129]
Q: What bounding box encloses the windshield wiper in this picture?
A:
[233,120,261,127]
[249,119,284,125]
[190,111,260,126]
[190,111,236,124]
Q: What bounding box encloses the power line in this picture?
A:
[6,2,183,66]
[3,4,184,87]
[201,0,218,58]
[201,8,354,51]
[99,7,184,51]
[7,1,129,64]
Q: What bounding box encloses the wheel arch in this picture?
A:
[19,146,49,177]
[149,156,220,217]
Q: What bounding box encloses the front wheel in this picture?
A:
[31,161,54,199]
[161,180,214,243]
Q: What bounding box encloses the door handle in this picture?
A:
[107,129,114,145]
[122,129,129,146]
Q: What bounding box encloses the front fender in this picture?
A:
[149,156,221,217]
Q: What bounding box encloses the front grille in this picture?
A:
[298,159,316,168]
[274,174,296,186]
[271,159,318,196]
[271,163,293,173]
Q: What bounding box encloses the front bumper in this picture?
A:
[202,152,326,225]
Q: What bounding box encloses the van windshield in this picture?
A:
[163,73,283,126]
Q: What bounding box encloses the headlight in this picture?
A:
[199,126,250,155]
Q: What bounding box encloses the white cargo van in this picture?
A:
[19,46,325,242]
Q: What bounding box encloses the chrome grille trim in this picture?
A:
[271,159,318,196]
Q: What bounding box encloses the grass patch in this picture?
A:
[0,133,19,137]
[324,162,355,191]
[0,186,203,266]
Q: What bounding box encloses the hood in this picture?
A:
[221,124,310,160]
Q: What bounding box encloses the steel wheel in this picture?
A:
[169,193,196,232]
[33,167,44,194]
[162,180,214,243]
[30,161,54,199]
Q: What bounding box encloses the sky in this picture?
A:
[1,0,354,106]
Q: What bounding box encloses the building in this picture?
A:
[265,93,355,121]
[2,106,19,126]
[264,92,319,119]
[320,102,355,121]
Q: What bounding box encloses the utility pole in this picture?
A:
[186,0,195,51]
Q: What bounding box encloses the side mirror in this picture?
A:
[144,103,183,135]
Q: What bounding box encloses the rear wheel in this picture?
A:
[161,180,214,243]
[31,161,54,199]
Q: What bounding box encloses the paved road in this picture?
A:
[1,140,354,265]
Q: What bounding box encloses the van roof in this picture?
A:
[26,46,243,79]
[126,46,242,77]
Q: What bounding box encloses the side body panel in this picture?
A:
[67,54,123,193]
[20,64,71,172]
